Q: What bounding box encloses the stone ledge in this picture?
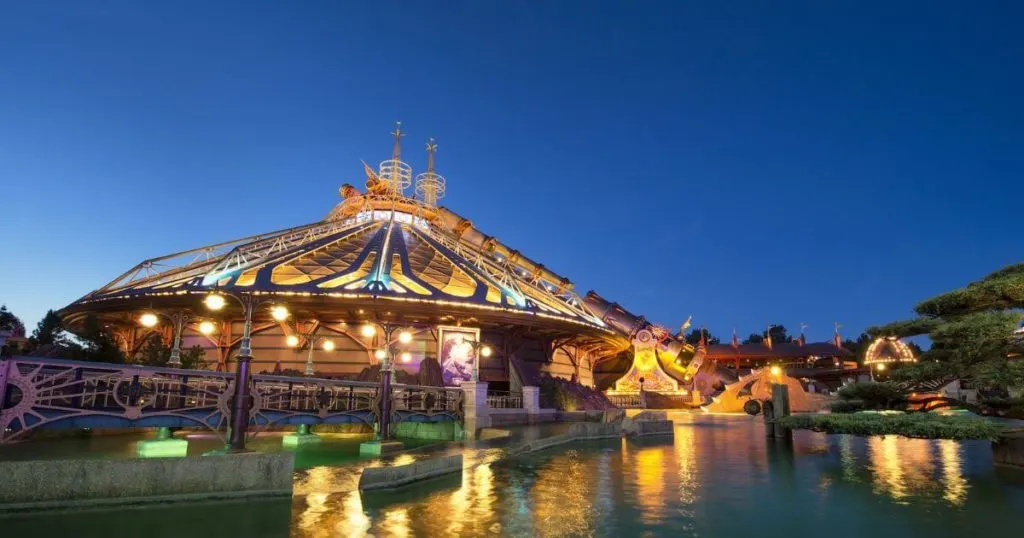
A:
[359,455,463,491]
[0,452,294,511]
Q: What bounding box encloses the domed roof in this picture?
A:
[864,336,917,365]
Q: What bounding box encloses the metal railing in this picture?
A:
[0,357,463,443]
[486,390,523,409]
[606,393,642,408]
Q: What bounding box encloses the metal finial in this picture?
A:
[390,121,404,160]
[426,137,437,172]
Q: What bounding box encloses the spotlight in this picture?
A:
[139,313,159,328]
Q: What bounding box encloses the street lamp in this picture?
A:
[363,322,414,441]
[290,327,335,377]
[137,310,205,368]
[463,339,493,382]
[203,291,289,452]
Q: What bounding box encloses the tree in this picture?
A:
[131,333,208,369]
[684,329,721,346]
[841,332,874,363]
[740,325,793,345]
[72,314,126,363]
[869,263,1024,390]
[30,309,73,349]
[742,333,763,345]
[0,305,25,336]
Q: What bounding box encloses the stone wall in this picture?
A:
[0,452,294,512]
[358,455,463,491]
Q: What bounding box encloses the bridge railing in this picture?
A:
[0,357,463,443]
[486,390,523,409]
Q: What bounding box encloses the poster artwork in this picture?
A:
[438,326,480,386]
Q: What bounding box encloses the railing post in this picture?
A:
[461,381,490,437]
[522,386,540,413]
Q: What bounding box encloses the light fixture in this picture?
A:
[198,321,216,335]
[374,348,387,360]
[270,305,290,322]
[398,330,413,344]
[877,363,887,371]
[139,313,159,328]
[360,324,376,338]
[480,345,492,358]
[400,352,412,363]
[204,293,226,311]
[770,365,781,376]
[286,335,300,347]
[322,339,336,352]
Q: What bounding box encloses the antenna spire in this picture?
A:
[426,137,437,173]
[391,121,404,161]
[414,136,446,206]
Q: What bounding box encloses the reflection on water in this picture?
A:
[4,415,1024,538]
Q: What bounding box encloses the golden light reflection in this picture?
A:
[867,436,936,503]
[340,491,371,537]
[675,422,697,506]
[939,440,967,506]
[635,448,667,524]
[532,451,594,536]
[379,507,411,538]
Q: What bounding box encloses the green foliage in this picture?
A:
[836,382,906,410]
[684,329,721,346]
[778,413,1005,440]
[870,262,1024,390]
[71,314,126,363]
[0,304,26,336]
[741,325,793,345]
[30,309,73,349]
[980,397,1024,419]
[828,400,866,413]
[840,332,874,363]
[131,333,208,369]
[742,333,763,345]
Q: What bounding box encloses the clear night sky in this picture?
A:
[1,2,1021,342]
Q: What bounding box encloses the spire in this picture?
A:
[731,328,739,349]
[765,325,774,350]
[414,137,446,206]
[426,137,437,172]
[833,321,843,348]
[391,121,404,162]
[698,326,707,351]
[799,322,808,346]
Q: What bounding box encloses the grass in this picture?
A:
[777,412,1006,441]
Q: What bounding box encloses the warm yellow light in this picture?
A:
[374,348,387,360]
[770,365,781,376]
[198,321,216,335]
[204,293,226,311]
[480,345,492,358]
[139,313,159,328]
[322,339,336,352]
[270,305,289,322]
[398,331,413,344]
[360,324,376,338]
[286,335,300,347]
[400,352,412,363]
[877,363,887,371]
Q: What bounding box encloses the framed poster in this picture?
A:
[437,326,480,386]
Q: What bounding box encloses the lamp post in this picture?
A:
[138,310,214,368]
[287,327,335,377]
[464,339,493,383]
[204,291,289,452]
[361,323,413,441]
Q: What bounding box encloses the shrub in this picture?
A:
[829,400,866,413]
[778,413,1005,440]
[836,382,905,410]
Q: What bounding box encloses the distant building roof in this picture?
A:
[704,341,852,360]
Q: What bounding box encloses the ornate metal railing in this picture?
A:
[0,357,463,444]
[606,393,642,408]
[486,390,523,409]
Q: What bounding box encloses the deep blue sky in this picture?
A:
[1,2,1021,342]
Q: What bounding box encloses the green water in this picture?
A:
[3,414,1024,537]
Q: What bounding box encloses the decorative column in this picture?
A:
[522,386,540,413]
[462,380,491,437]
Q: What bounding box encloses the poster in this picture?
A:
[437,326,480,386]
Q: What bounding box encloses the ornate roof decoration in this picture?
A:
[864,336,917,365]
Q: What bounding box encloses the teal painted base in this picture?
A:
[359,440,404,457]
[137,439,188,458]
[283,433,322,448]
[393,421,463,441]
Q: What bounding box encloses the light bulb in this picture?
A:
[361,324,376,338]
[139,313,159,328]
[877,363,887,371]
[322,340,335,352]
[398,331,412,344]
[770,365,781,376]
[374,349,387,360]
[480,345,492,358]
[204,294,226,311]
[198,321,216,335]
[285,335,300,347]
[270,305,289,321]
[400,352,412,363]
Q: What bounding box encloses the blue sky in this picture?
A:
[1,2,1020,342]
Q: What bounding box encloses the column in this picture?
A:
[462,381,491,437]
[522,386,540,413]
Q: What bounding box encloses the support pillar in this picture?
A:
[462,381,491,438]
[283,423,321,448]
[522,386,540,413]
[137,427,188,458]
[769,383,792,441]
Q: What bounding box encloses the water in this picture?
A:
[3,414,1023,537]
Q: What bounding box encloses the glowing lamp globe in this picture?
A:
[374,348,387,360]
[285,335,300,347]
[480,345,492,358]
[876,363,887,371]
[139,313,159,328]
[400,352,412,363]
[198,321,216,335]
[360,324,376,338]
[769,365,781,376]
[322,339,336,352]
[398,331,413,344]
[270,305,290,321]
[204,294,226,311]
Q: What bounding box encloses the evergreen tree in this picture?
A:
[131,333,207,369]
[74,314,126,363]
[684,329,721,346]
[30,309,72,348]
[870,263,1024,389]
[0,304,25,336]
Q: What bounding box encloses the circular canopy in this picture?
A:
[864,336,917,365]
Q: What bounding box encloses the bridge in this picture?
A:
[0,356,464,444]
